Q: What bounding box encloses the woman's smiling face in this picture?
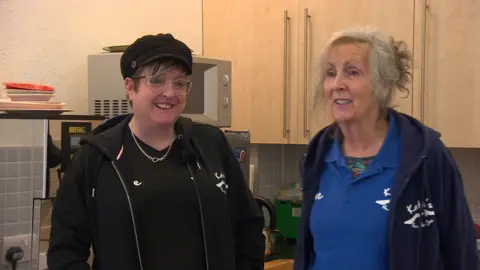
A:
[323,43,378,123]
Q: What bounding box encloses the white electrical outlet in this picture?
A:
[1,234,32,265]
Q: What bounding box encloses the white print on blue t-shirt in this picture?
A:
[314,192,324,200]
[375,188,392,211]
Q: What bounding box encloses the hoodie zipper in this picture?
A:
[111,161,144,270]
[388,155,426,270]
[184,158,211,270]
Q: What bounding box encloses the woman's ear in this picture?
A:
[125,78,135,100]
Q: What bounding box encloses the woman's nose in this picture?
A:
[332,74,346,91]
[160,83,176,97]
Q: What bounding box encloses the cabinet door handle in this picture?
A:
[420,0,429,123]
[283,10,290,138]
[304,8,311,138]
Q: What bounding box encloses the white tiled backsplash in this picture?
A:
[0,147,43,236]
[251,144,480,223]
[0,146,43,270]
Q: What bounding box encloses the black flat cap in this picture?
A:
[120,33,193,79]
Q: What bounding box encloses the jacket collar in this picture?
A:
[324,113,400,168]
[300,109,440,190]
[81,114,193,161]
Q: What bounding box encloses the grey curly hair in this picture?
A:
[313,27,412,111]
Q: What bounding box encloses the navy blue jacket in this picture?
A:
[294,110,479,270]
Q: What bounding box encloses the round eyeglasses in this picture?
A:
[132,75,192,95]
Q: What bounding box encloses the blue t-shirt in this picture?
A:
[309,116,401,270]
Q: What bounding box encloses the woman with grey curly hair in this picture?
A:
[294,27,478,270]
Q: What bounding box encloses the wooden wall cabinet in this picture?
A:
[297,0,418,144]
[203,0,480,148]
[423,0,480,148]
[203,0,300,144]
[203,0,255,133]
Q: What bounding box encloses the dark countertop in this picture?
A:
[0,112,105,120]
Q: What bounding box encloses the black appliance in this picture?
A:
[224,130,250,185]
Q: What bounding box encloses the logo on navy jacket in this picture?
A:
[214,172,228,194]
[403,198,436,228]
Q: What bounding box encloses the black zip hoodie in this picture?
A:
[47,114,265,270]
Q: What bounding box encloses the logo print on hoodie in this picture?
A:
[403,198,435,228]
[215,172,228,194]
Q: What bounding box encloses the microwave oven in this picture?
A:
[87,53,232,127]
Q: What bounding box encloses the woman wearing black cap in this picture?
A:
[47,34,265,270]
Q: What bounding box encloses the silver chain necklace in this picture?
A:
[129,121,174,163]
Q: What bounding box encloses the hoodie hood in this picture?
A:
[80,114,193,161]
[300,109,441,190]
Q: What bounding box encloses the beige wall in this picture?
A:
[0,2,203,266]
[0,0,203,114]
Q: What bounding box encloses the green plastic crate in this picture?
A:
[275,199,302,240]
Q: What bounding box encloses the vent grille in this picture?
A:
[94,99,129,119]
